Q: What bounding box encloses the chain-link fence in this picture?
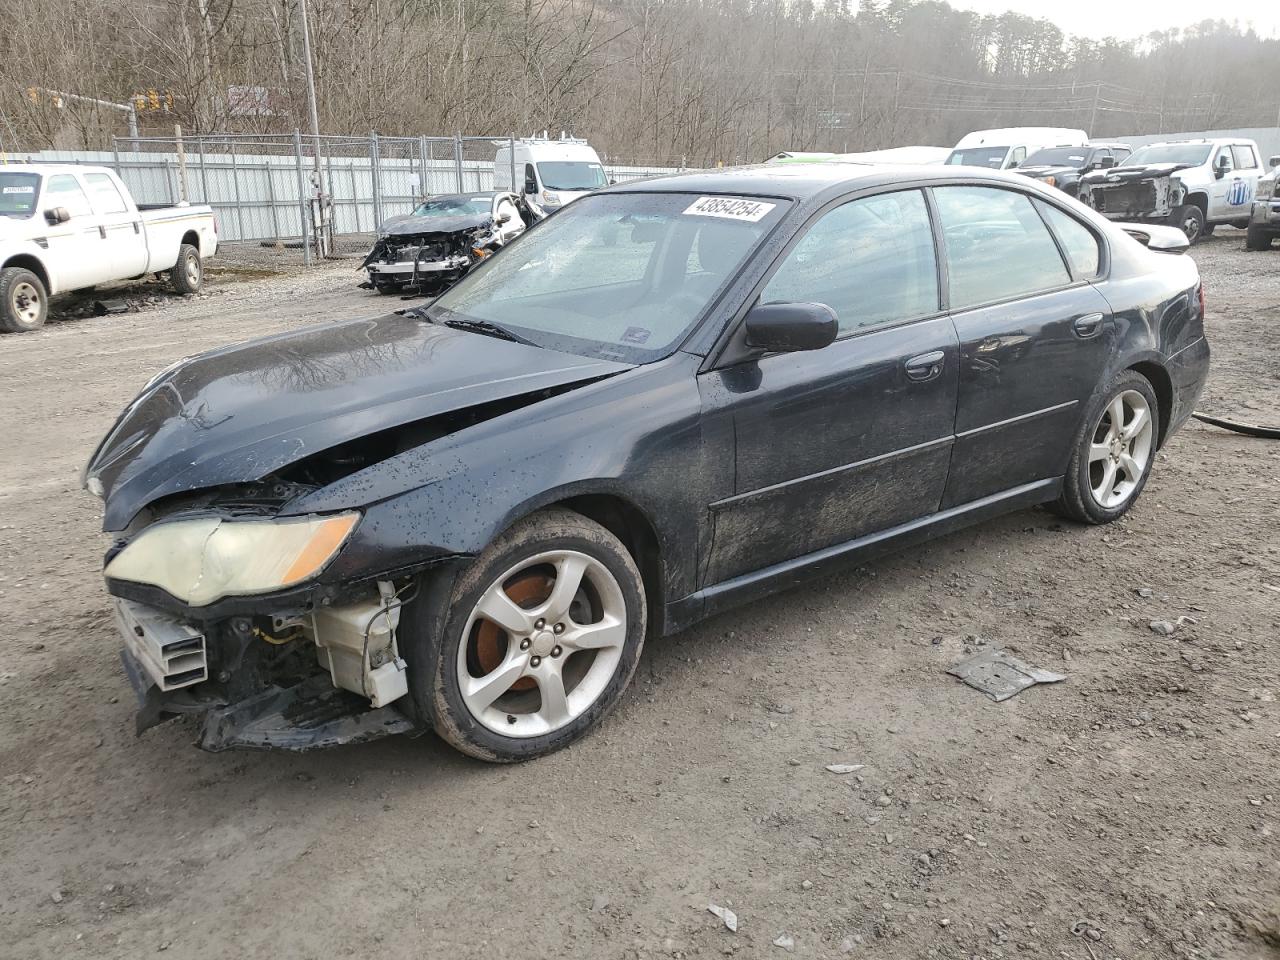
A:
[8,133,687,266]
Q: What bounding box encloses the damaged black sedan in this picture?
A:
[86,164,1209,762]
[361,191,535,296]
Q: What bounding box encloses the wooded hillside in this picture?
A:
[4,0,1278,163]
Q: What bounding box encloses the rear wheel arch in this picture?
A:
[1127,360,1172,447]
[180,229,201,251]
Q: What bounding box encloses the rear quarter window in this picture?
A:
[1035,201,1101,279]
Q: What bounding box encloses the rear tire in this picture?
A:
[0,267,48,333]
[1246,223,1275,251]
[401,508,647,762]
[170,243,203,294]
[1171,205,1205,244]
[1053,371,1160,525]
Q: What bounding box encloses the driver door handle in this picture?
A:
[905,350,945,382]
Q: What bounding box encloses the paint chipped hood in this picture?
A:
[85,313,632,531]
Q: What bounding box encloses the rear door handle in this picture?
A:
[1072,313,1104,338]
[905,350,945,382]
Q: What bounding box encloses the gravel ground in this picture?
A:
[1,232,1277,960]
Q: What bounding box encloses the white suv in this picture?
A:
[1078,138,1265,243]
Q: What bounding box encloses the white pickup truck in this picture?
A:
[1078,138,1266,243]
[0,164,218,332]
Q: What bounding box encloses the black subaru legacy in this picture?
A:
[85,164,1209,762]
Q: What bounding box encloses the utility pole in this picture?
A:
[297,0,327,256]
[1089,80,1100,134]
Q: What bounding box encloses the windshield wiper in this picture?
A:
[441,317,537,346]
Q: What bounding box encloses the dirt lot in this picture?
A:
[1,234,1277,960]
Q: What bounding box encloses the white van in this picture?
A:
[945,127,1089,171]
[494,136,607,213]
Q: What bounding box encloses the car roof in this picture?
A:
[0,163,115,177]
[606,162,1033,201]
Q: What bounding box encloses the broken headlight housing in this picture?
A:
[1257,176,1275,201]
[105,513,359,606]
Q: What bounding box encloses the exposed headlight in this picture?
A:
[542,191,561,206]
[105,513,359,606]
[1039,175,1057,187]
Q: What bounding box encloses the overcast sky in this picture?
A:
[946,0,1280,41]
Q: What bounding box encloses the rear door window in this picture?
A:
[932,186,1070,309]
[84,173,129,214]
[1231,145,1258,169]
[761,189,939,335]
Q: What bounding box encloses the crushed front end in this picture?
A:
[1079,166,1185,222]
[102,498,425,751]
[361,217,500,296]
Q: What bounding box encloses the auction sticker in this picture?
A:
[3,185,34,194]
[683,196,775,222]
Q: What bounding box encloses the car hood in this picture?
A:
[1080,162,1193,185]
[87,313,633,530]
[378,212,492,238]
[1016,164,1080,178]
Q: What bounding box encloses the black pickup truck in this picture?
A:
[1015,143,1133,197]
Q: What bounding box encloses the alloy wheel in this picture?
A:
[1088,389,1154,509]
[185,253,201,287]
[457,549,627,737]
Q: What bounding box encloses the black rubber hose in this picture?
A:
[1191,412,1280,439]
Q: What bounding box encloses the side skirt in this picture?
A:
[663,477,1062,633]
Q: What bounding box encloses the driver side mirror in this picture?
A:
[44,206,70,225]
[1269,155,1280,169]
[744,302,838,353]
[1098,156,1117,170]
[1215,155,1231,179]
[524,179,538,195]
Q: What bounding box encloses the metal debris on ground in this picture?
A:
[708,903,738,932]
[824,763,865,774]
[93,299,130,316]
[773,933,795,951]
[946,648,1066,702]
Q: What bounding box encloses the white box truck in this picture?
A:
[494,136,608,214]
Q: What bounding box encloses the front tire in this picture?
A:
[1171,204,1205,244]
[402,508,647,762]
[0,267,49,333]
[1054,371,1159,524]
[170,243,203,294]
[1246,223,1275,251]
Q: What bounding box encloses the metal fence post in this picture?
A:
[164,157,176,203]
[111,136,120,176]
[418,135,428,200]
[230,140,246,243]
[293,130,312,266]
[370,131,382,231]
[265,157,281,242]
[454,132,464,193]
[196,137,209,205]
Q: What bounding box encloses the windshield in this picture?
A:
[0,172,41,218]
[537,161,607,191]
[1023,147,1089,166]
[411,196,491,217]
[432,192,789,363]
[945,147,1010,169]
[1125,144,1212,166]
